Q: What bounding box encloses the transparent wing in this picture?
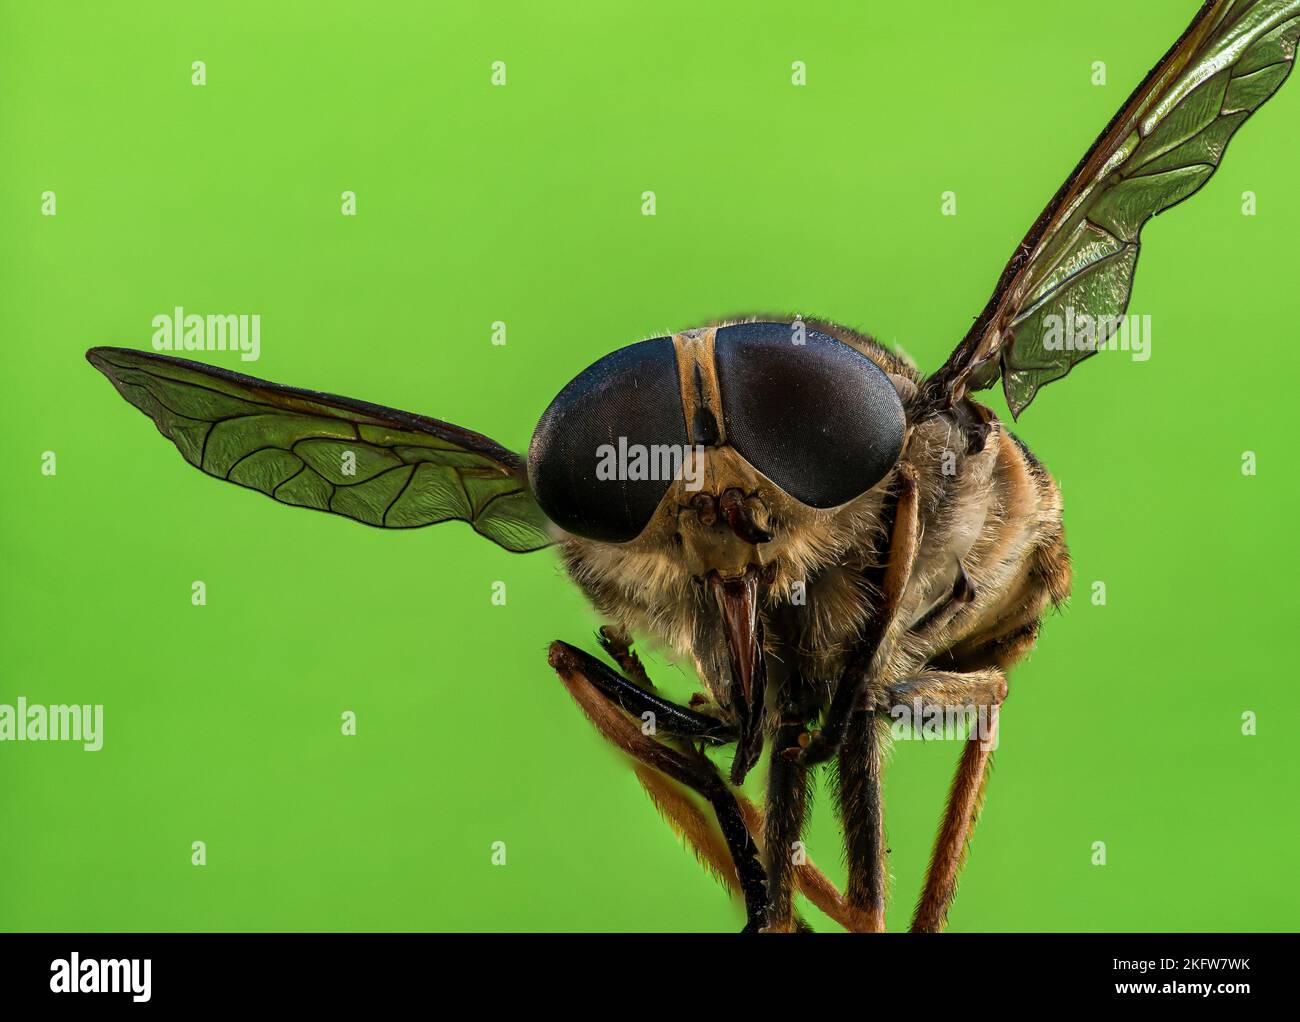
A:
[87,347,554,553]
[924,0,1300,417]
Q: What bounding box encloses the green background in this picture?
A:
[2,0,1297,932]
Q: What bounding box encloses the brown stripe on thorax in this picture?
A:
[672,328,725,448]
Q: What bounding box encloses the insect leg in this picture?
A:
[801,462,920,767]
[885,669,1007,933]
[902,527,1066,930]
[835,709,889,932]
[761,679,818,931]
[888,669,1007,710]
[547,640,767,931]
[596,624,653,688]
[636,765,863,931]
[556,639,735,742]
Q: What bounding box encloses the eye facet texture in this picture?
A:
[714,322,904,508]
[528,337,687,542]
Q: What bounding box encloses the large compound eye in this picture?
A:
[528,338,687,542]
[714,322,905,508]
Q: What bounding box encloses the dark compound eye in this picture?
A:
[528,337,687,542]
[714,322,905,508]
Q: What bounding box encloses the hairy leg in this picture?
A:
[548,640,768,930]
[801,463,920,767]
[882,669,1006,933]
[899,526,1069,930]
[762,679,818,931]
[835,709,889,932]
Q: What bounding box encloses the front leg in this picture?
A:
[597,624,653,689]
[801,462,920,767]
[558,637,735,744]
[549,640,869,932]
[835,709,889,932]
[547,640,767,931]
[761,677,819,931]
